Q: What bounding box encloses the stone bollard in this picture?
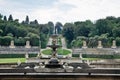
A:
[97,41,103,48]
[111,40,116,48]
[9,40,15,48]
[82,41,87,48]
[25,41,31,48]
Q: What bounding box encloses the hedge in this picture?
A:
[0,54,25,58]
[82,54,120,59]
[0,54,38,58]
[72,54,80,57]
[29,54,38,57]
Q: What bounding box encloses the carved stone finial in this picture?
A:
[111,40,116,48]
[97,41,103,48]
[25,41,31,48]
[9,40,15,48]
[82,41,87,48]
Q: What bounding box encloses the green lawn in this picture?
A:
[42,49,52,55]
[57,48,71,55]
[42,48,71,55]
[0,58,26,63]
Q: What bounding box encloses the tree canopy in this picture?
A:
[0,13,120,48]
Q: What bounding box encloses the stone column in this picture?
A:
[82,41,87,48]
[97,41,103,48]
[25,41,31,48]
[9,40,15,48]
[111,40,116,48]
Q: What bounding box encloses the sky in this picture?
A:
[0,0,120,24]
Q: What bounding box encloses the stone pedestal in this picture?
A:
[37,53,42,58]
[17,60,21,66]
[82,41,87,48]
[111,40,116,48]
[79,53,82,59]
[25,53,29,59]
[97,41,103,48]
[9,40,15,48]
[25,41,31,48]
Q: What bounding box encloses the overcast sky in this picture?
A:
[0,0,120,24]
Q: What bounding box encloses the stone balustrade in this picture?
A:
[81,40,117,49]
[0,46,40,54]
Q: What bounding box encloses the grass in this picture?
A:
[0,58,26,63]
[57,48,71,55]
[42,48,71,55]
[42,49,52,55]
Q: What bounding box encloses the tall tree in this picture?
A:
[8,14,13,21]
[95,19,111,36]
[0,14,3,20]
[30,19,39,26]
[63,23,74,47]
[34,19,38,24]
[55,22,63,34]
[74,21,91,37]
[3,16,7,21]
[48,21,54,35]
[25,15,29,24]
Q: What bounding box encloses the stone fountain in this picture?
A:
[45,34,63,68]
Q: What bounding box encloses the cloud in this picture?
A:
[0,0,120,24]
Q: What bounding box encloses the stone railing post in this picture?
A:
[111,40,116,48]
[25,41,31,48]
[9,40,15,48]
[82,41,87,48]
[97,41,103,48]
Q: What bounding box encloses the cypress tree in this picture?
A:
[25,15,29,24]
[3,16,7,21]
[8,14,13,21]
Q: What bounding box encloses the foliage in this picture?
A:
[8,14,13,21]
[1,13,120,48]
[63,16,120,48]
[48,21,54,35]
[55,22,63,34]
[0,36,13,46]
[0,13,53,47]
[63,23,75,48]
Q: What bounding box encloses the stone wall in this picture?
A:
[0,75,120,80]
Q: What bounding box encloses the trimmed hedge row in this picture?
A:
[0,54,38,58]
[72,54,80,57]
[0,54,25,58]
[82,54,120,59]
[29,54,37,57]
